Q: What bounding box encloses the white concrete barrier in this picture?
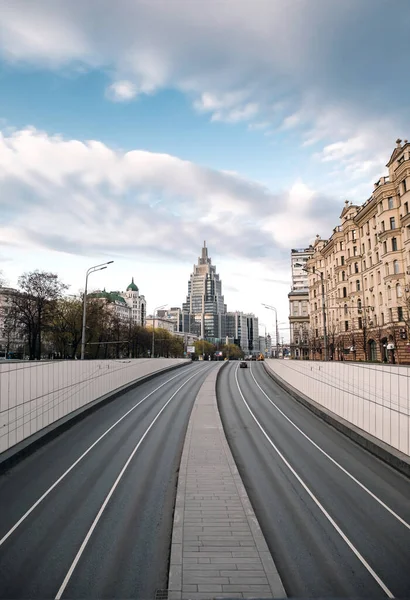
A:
[0,358,189,454]
[265,359,410,456]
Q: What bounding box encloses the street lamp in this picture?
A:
[81,261,114,359]
[262,304,279,358]
[151,304,167,358]
[295,262,328,361]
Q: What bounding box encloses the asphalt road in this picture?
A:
[217,361,410,598]
[0,360,216,599]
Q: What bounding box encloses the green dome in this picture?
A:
[127,277,139,292]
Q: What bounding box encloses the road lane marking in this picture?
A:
[235,365,394,598]
[249,363,410,532]
[0,363,206,549]
[55,365,211,599]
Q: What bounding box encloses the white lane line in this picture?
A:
[0,363,204,548]
[249,363,410,532]
[55,365,208,599]
[235,365,394,598]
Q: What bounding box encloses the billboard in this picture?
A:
[187,345,195,353]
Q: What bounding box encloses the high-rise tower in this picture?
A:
[182,242,227,340]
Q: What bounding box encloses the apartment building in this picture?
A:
[288,247,313,359]
[307,139,410,363]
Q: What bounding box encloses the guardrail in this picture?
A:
[265,359,410,456]
[0,358,188,454]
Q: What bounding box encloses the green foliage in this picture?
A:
[194,340,216,357]
[221,343,244,359]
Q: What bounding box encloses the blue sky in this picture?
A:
[0,0,409,338]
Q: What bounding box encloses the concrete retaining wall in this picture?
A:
[265,359,410,457]
[0,358,188,454]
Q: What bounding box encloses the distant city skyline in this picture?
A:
[1,1,409,344]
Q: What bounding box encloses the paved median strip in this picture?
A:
[168,363,286,600]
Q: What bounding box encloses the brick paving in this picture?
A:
[168,363,286,600]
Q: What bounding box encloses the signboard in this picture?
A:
[187,345,195,353]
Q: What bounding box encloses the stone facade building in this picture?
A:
[89,278,146,326]
[307,139,410,363]
[288,248,313,359]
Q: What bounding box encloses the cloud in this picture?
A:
[105,80,138,102]
[0,0,408,163]
[0,126,342,264]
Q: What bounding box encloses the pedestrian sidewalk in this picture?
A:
[168,363,285,600]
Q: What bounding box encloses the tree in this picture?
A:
[10,271,68,360]
[221,343,244,360]
[194,340,216,358]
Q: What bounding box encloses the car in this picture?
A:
[239,361,248,368]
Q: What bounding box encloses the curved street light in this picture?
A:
[80,261,114,359]
[261,303,279,358]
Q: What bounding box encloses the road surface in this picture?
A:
[217,361,410,598]
[0,361,215,599]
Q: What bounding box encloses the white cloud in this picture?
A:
[105,80,138,102]
[0,126,339,260]
[0,0,407,166]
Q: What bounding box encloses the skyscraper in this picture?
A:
[182,242,227,341]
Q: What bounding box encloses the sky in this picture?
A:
[0,0,409,340]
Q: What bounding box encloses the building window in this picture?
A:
[376,252,379,262]
[354,262,359,273]
[369,256,372,267]
[362,243,365,254]
[403,178,407,193]
[344,304,348,315]
[358,317,363,329]
[387,286,391,300]
[352,229,357,240]
[390,216,396,230]
[345,320,349,331]
[340,242,344,251]
[364,277,368,289]
[388,197,394,209]
[368,238,371,250]
[353,246,358,256]
[383,241,387,254]
[381,312,384,325]
[341,255,345,265]
[314,302,317,311]
[381,221,385,232]
[356,280,360,291]
[389,308,393,322]
[385,263,389,276]
[379,201,383,213]
[371,274,374,286]
[392,237,398,251]
[342,271,346,281]
[343,287,347,298]
[315,328,319,337]
[358,299,362,311]
[396,283,402,298]
[393,260,399,274]
[398,306,404,321]
[404,202,409,214]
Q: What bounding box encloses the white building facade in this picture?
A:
[288,247,313,359]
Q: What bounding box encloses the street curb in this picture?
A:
[0,360,191,474]
[263,362,410,478]
[168,361,286,599]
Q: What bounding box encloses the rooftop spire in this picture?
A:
[199,241,210,265]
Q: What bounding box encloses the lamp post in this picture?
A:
[151,304,167,358]
[262,304,279,358]
[295,262,328,361]
[81,261,114,360]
